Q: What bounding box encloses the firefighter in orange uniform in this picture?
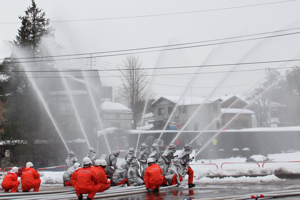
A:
[73,157,100,200]
[92,159,111,192]
[1,166,20,192]
[144,157,164,193]
[21,162,41,192]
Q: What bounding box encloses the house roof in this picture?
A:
[101,100,132,113]
[220,95,248,105]
[221,108,254,114]
[152,96,221,106]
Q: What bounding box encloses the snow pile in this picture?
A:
[250,155,268,162]
[196,175,284,184]
[40,171,64,184]
[194,151,300,179]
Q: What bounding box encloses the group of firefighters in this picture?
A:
[1,162,41,193]
[0,142,195,200]
[63,142,195,200]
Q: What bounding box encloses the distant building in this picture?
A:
[151,96,222,130]
[138,112,154,130]
[220,95,257,129]
[101,100,133,130]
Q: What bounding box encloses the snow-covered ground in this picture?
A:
[2,151,300,188]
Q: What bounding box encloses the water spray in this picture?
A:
[14,55,70,152]
[157,48,217,142]
[193,77,282,158]
[60,71,91,149]
[189,77,264,145]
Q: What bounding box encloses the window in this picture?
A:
[168,107,173,114]
[158,108,165,115]
[213,104,218,112]
[111,123,121,128]
[182,106,187,113]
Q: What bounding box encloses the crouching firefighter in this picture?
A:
[144,157,164,193]
[63,162,81,186]
[21,162,41,192]
[112,162,128,186]
[1,167,20,193]
[127,159,144,186]
[73,157,99,200]
[93,159,111,192]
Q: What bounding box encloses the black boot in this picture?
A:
[23,190,29,192]
[87,197,92,200]
[78,194,83,200]
[153,186,159,193]
[189,183,195,188]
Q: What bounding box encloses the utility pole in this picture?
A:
[90,54,93,69]
[265,68,271,126]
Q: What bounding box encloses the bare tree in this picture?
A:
[117,56,149,129]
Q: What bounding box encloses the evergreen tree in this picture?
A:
[0,0,63,167]
[14,0,54,57]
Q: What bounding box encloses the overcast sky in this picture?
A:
[1,0,300,99]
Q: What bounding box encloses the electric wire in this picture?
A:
[2,58,300,73]
[0,0,295,24]
[3,26,300,63]
[4,65,295,79]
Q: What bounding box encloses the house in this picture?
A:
[138,112,154,130]
[151,96,222,130]
[101,100,133,130]
[220,95,257,129]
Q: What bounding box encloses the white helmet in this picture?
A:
[94,159,101,166]
[83,157,92,166]
[12,166,18,173]
[147,157,156,164]
[26,162,33,168]
[73,162,81,169]
[99,160,107,166]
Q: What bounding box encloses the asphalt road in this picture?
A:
[108,179,300,200]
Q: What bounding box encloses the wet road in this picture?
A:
[107,179,300,200]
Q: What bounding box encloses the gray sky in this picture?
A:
[1,0,300,99]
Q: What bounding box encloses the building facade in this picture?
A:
[152,96,222,130]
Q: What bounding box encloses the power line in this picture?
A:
[4,26,300,62]
[0,0,295,24]
[151,82,258,88]
[4,58,300,72]
[7,65,295,79]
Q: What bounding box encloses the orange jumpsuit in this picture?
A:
[186,166,194,184]
[70,168,79,187]
[1,171,20,192]
[21,168,41,192]
[92,166,111,192]
[74,167,100,200]
[144,164,164,190]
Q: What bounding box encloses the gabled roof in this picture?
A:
[152,96,221,106]
[220,95,248,106]
[101,100,132,113]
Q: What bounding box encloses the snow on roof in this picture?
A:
[0,140,27,145]
[101,101,132,113]
[152,95,220,106]
[65,138,86,143]
[271,101,285,107]
[137,124,154,130]
[241,126,300,132]
[49,90,87,95]
[219,95,248,104]
[221,108,254,114]
[143,112,154,118]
